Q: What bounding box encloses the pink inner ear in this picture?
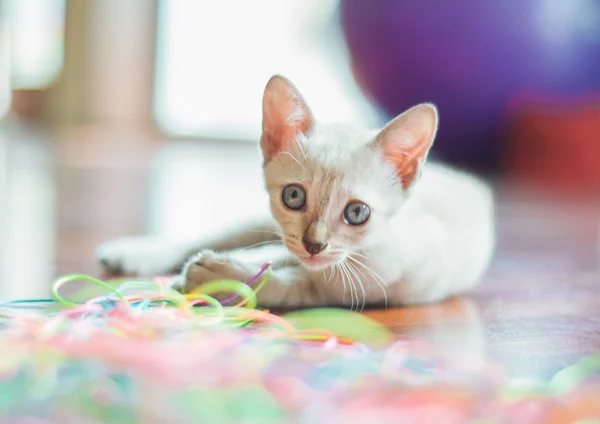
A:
[261,105,312,158]
[261,76,313,160]
[381,131,430,188]
[376,104,438,188]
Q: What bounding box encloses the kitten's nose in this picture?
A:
[302,237,327,256]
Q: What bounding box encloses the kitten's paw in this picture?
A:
[96,237,187,276]
[183,250,246,292]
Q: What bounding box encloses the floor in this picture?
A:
[1,119,599,381]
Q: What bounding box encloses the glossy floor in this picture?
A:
[1,121,598,380]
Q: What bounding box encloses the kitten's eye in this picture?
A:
[282,184,306,210]
[344,202,371,226]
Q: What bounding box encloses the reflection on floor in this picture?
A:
[0,120,599,380]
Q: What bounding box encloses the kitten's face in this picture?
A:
[260,75,437,270]
[264,127,404,270]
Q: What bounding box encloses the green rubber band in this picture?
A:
[237,319,254,327]
[193,279,258,310]
[146,299,181,308]
[185,293,225,323]
[52,274,126,308]
[550,352,600,394]
[158,287,191,309]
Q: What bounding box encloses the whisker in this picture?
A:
[247,230,283,239]
[348,255,388,309]
[296,139,309,166]
[331,264,338,287]
[381,149,410,156]
[350,251,369,260]
[242,240,283,250]
[337,263,349,308]
[342,260,359,312]
[346,260,366,312]
[279,151,305,170]
[325,265,333,286]
[339,261,353,311]
[248,229,281,234]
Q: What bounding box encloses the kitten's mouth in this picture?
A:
[292,250,342,270]
[299,255,336,270]
[284,240,343,270]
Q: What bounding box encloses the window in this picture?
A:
[0,0,66,120]
[9,0,66,89]
[154,0,379,140]
[0,0,10,118]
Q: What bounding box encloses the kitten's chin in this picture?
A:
[296,254,343,271]
[299,257,330,270]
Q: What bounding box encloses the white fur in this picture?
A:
[96,237,190,277]
[97,77,494,309]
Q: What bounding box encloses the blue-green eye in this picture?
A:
[282,184,306,210]
[344,202,371,225]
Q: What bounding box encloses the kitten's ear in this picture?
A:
[261,75,314,160]
[372,103,438,189]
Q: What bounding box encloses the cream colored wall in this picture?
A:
[44,0,157,128]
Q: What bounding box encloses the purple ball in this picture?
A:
[341,0,600,172]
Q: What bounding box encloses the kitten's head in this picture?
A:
[260,75,438,270]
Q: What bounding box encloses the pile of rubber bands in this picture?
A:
[0,263,600,423]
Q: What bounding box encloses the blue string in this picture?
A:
[132,300,150,310]
[0,299,55,307]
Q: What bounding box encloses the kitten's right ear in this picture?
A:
[261,75,314,161]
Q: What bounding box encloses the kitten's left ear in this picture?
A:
[261,75,314,161]
[372,103,438,189]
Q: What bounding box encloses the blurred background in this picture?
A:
[0,0,599,379]
[0,0,598,302]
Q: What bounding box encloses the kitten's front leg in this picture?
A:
[96,217,279,276]
[183,247,327,308]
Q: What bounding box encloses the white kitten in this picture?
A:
[98,75,494,309]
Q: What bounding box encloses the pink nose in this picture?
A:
[302,237,327,255]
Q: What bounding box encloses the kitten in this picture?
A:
[97,75,495,309]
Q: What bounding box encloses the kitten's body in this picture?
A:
[98,76,494,308]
